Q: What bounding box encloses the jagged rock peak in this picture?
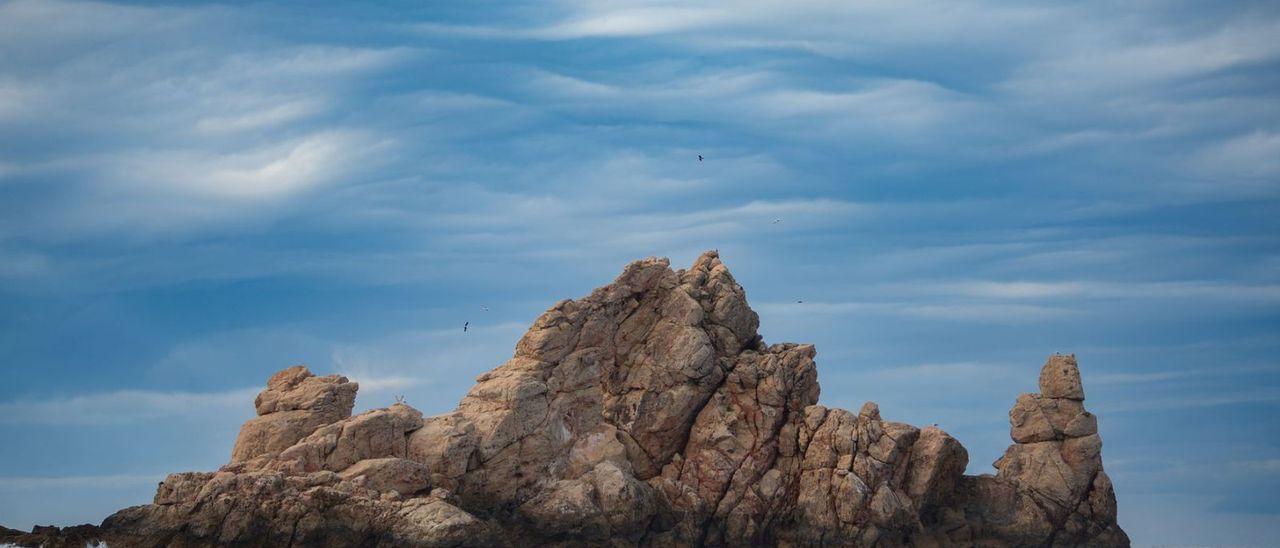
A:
[3,252,1128,547]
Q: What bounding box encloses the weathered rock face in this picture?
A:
[229,365,359,469]
[8,252,1128,547]
[957,354,1128,546]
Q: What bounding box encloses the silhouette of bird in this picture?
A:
[463,321,469,332]
[796,299,803,304]
[772,218,782,224]
[698,155,703,162]
[481,305,489,312]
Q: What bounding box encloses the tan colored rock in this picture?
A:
[406,411,477,490]
[1010,393,1096,443]
[1040,353,1086,400]
[273,403,424,474]
[975,354,1125,546]
[36,252,1127,548]
[229,366,358,466]
[451,251,768,513]
[229,410,335,466]
[906,426,969,510]
[668,343,819,545]
[519,461,659,542]
[339,457,432,496]
[254,365,359,417]
[391,496,497,546]
[102,468,496,547]
[1009,393,1055,442]
[995,441,1079,507]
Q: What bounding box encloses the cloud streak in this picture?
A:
[0,387,258,426]
[1,0,1278,543]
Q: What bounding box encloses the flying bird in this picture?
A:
[698,155,703,161]
[481,305,489,312]
[772,218,782,224]
[463,321,469,332]
[796,299,803,304]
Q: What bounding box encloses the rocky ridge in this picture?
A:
[2,251,1128,547]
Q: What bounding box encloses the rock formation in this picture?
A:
[2,252,1128,547]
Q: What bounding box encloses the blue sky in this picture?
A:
[1,0,1278,544]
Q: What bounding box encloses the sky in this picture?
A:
[0,0,1278,544]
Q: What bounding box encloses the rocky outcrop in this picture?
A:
[229,365,359,469]
[956,355,1128,546]
[7,252,1128,547]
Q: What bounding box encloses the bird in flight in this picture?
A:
[698,155,704,162]
[796,299,803,304]
[772,218,782,224]
[481,305,489,312]
[463,321,469,332]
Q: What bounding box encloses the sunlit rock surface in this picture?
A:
[2,252,1128,547]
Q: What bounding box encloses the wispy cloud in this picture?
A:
[1192,131,1280,186]
[756,300,1078,322]
[858,361,1017,381]
[1098,390,1280,414]
[0,2,415,237]
[898,280,1280,302]
[0,387,257,426]
[110,130,390,201]
[1,0,1278,542]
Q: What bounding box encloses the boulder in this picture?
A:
[230,366,358,467]
[339,458,433,496]
[1039,354,1086,400]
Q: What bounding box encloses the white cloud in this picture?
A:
[860,361,1017,381]
[0,2,414,237]
[192,98,328,134]
[1005,19,1280,97]
[0,387,257,426]
[516,0,1276,103]
[1090,371,1196,385]
[900,303,1077,322]
[0,0,201,55]
[907,280,1280,302]
[523,0,1063,49]
[753,79,980,138]
[935,281,1084,299]
[341,375,427,393]
[526,66,780,108]
[538,6,728,39]
[756,300,1077,322]
[1091,364,1280,386]
[523,66,986,147]
[115,130,387,201]
[1191,131,1280,186]
[1098,390,1280,413]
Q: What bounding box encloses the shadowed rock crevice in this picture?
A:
[2,251,1128,547]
